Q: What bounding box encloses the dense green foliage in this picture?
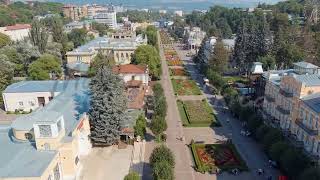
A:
[0,2,63,26]
[150,145,175,180]
[124,171,140,180]
[208,40,229,73]
[92,22,109,36]
[133,45,161,79]
[29,19,49,54]
[145,25,158,47]
[67,28,89,48]
[0,32,10,48]
[134,114,147,139]
[28,54,61,80]
[117,10,171,23]
[89,67,127,146]
[0,54,14,103]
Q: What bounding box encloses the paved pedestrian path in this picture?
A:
[159,31,196,180]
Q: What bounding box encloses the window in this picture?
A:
[25,133,33,140]
[38,125,52,138]
[18,101,23,106]
[75,156,79,165]
[57,120,62,132]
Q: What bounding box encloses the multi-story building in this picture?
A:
[263,61,320,159]
[93,10,117,29]
[63,4,88,21]
[66,34,147,76]
[184,27,206,53]
[0,78,92,180]
[64,21,91,32]
[0,24,31,41]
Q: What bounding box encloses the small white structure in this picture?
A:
[251,62,264,74]
[0,24,31,41]
[159,10,167,14]
[2,80,81,112]
[112,64,149,86]
[174,10,183,17]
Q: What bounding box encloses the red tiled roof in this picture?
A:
[113,64,146,74]
[5,24,31,31]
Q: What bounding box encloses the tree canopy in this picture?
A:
[133,45,161,79]
[28,54,61,80]
[89,66,127,146]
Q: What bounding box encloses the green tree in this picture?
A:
[269,141,290,161]
[255,125,270,141]
[145,25,158,47]
[89,66,127,146]
[0,54,14,103]
[29,19,49,53]
[150,116,167,141]
[299,167,320,180]
[280,149,309,177]
[262,128,282,149]
[28,54,61,80]
[150,145,175,167]
[208,40,228,73]
[0,32,11,48]
[133,45,161,79]
[88,51,115,77]
[152,161,174,180]
[67,28,88,47]
[92,22,109,36]
[134,114,147,139]
[153,83,167,118]
[124,171,140,180]
[259,55,276,70]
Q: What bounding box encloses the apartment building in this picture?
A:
[263,61,320,159]
[63,4,88,21]
[93,10,117,29]
[0,79,91,180]
[66,34,147,76]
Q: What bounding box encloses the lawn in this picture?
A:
[171,79,201,95]
[177,100,220,127]
[190,142,248,173]
[170,68,188,76]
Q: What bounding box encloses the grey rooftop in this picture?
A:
[302,93,320,113]
[0,126,57,178]
[294,61,319,69]
[4,80,85,93]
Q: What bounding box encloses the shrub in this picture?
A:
[124,171,140,180]
[150,145,175,168]
[152,161,174,180]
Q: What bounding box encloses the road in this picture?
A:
[174,43,280,180]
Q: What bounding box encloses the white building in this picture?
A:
[93,11,117,29]
[185,27,206,52]
[112,64,149,86]
[159,10,167,14]
[0,24,31,41]
[174,10,183,17]
[2,80,81,112]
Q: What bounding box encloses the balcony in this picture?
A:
[276,105,290,115]
[295,119,318,136]
[279,88,294,98]
[265,95,275,102]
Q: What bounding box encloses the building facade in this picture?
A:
[263,61,320,159]
[0,79,91,180]
[93,11,117,29]
[0,24,31,41]
[66,34,147,75]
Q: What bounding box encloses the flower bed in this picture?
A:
[170,68,188,76]
[168,60,183,66]
[171,79,201,95]
[191,143,248,173]
[160,30,172,44]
